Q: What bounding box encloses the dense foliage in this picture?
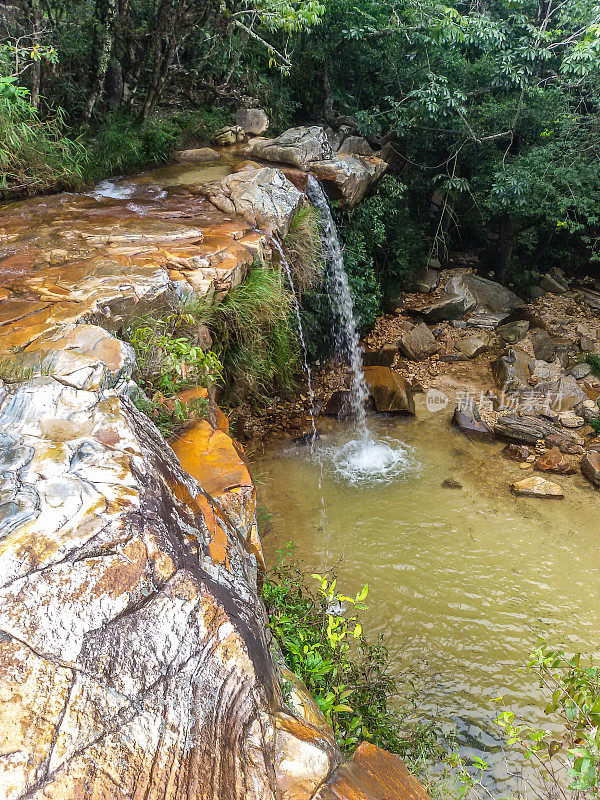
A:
[4,0,600,290]
[263,544,439,762]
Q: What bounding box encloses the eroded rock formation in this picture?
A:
[0,161,427,799]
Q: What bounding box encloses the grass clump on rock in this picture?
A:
[206,264,299,401]
[283,205,325,293]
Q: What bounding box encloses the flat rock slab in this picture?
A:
[175,147,222,163]
[494,414,560,444]
[511,476,564,498]
[455,335,487,359]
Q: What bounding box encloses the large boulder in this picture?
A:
[491,348,531,392]
[245,126,387,208]
[199,166,304,237]
[337,136,375,156]
[315,742,431,800]
[419,272,522,323]
[246,126,334,170]
[363,367,415,414]
[397,322,440,360]
[310,154,388,208]
[236,107,269,135]
[0,376,279,800]
[448,273,524,315]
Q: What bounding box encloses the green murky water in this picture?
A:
[252,397,600,789]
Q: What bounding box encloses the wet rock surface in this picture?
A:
[363,367,416,414]
[510,476,565,498]
[0,159,428,800]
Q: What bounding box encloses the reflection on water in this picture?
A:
[252,400,600,791]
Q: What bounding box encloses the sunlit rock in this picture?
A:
[199,166,304,237]
[510,475,565,498]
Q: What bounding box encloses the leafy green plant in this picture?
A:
[581,354,600,379]
[336,176,427,329]
[123,301,222,437]
[126,309,222,397]
[443,643,600,800]
[263,543,439,760]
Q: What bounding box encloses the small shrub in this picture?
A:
[443,642,600,799]
[582,353,600,379]
[263,543,439,762]
[123,300,222,437]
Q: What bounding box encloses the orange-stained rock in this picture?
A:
[314,741,431,800]
[363,367,415,414]
[280,667,334,737]
[172,420,251,497]
[0,378,278,800]
[171,420,265,570]
[159,386,230,434]
[275,712,342,800]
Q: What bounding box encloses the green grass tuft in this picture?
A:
[207,264,300,400]
[283,205,325,293]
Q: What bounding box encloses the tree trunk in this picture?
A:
[489,214,514,283]
[25,0,42,107]
[83,0,118,121]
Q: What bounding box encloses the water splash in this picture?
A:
[319,436,415,487]
[306,175,369,438]
[91,179,135,200]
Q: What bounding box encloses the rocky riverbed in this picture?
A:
[0,127,428,800]
[244,263,600,501]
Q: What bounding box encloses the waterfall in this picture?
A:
[306,175,370,438]
[269,235,318,444]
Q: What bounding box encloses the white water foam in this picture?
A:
[318,437,416,486]
[91,179,135,200]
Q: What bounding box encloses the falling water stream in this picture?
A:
[306,176,411,485]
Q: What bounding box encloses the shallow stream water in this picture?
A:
[252,398,600,791]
